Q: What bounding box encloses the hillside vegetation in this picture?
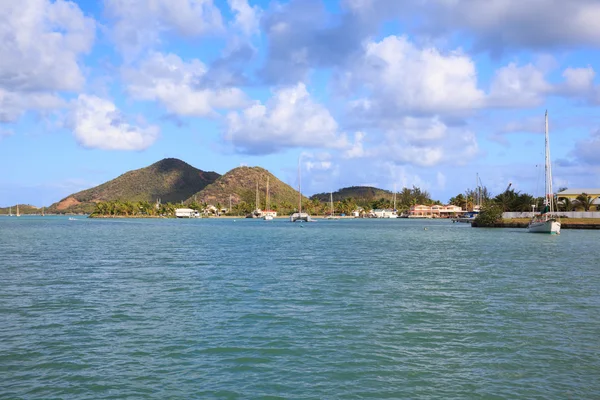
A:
[187,166,306,214]
[47,158,220,214]
[311,186,394,204]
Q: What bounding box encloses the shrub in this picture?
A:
[474,204,503,227]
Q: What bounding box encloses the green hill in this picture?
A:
[187,166,306,213]
[311,186,393,203]
[47,158,220,214]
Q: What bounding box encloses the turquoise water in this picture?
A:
[1,216,599,399]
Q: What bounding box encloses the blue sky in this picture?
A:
[1,0,599,207]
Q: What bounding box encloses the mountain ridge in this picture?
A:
[47,158,220,214]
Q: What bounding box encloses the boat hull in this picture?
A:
[528,219,561,234]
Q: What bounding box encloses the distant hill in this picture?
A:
[47,158,220,214]
[187,166,306,211]
[311,186,393,203]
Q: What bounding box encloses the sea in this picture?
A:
[1,216,599,399]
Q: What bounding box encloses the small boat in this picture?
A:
[16,204,20,217]
[68,217,77,221]
[325,192,339,220]
[290,156,312,222]
[528,111,560,235]
[263,177,277,220]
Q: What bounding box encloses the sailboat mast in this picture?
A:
[393,184,397,210]
[545,110,554,213]
[330,192,334,215]
[476,173,479,208]
[266,177,270,211]
[256,181,260,211]
[298,158,302,213]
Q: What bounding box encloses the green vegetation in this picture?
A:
[448,185,599,214]
[90,200,179,217]
[187,166,306,215]
[473,204,503,227]
[46,158,220,214]
[310,186,435,214]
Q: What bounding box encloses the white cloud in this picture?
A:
[371,117,479,167]
[228,0,261,36]
[562,67,595,93]
[105,0,223,58]
[344,0,600,53]
[0,90,65,123]
[344,132,366,159]
[488,63,551,107]
[70,95,159,151]
[345,36,483,118]
[572,129,600,166]
[123,52,248,116]
[224,83,347,154]
[0,0,94,122]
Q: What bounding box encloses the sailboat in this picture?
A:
[263,177,276,220]
[389,185,398,218]
[290,157,312,222]
[8,206,12,216]
[325,192,339,220]
[16,204,20,217]
[247,181,262,218]
[528,111,560,234]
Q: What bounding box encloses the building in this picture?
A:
[372,209,398,218]
[557,189,600,210]
[175,208,200,218]
[409,204,463,218]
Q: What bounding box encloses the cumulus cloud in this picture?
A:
[259,0,376,84]
[69,95,159,151]
[0,0,94,122]
[487,63,551,107]
[223,83,347,154]
[556,66,600,104]
[372,117,479,167]
[123,52,248,116]
[343,0,600,54]
[344,36,483,119]
[105,0,223,58]
[228,0,261,36]
[572,129,600,165]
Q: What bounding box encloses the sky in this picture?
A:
[1,0,600,208]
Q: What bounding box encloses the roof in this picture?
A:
[557,189,600,196]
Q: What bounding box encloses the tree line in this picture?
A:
[89,187,597,217]
[448,187,598,212]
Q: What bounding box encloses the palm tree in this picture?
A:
[576,193,594,211]
[558,197,574,212]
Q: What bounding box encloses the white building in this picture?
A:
[372,209,398,218]
[175,208,199,218]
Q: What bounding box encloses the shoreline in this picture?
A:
[472,218,600,229]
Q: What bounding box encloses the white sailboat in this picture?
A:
[8,206,12,216]
[528,111,560,234]
[16,204,20,217]
[250,181,262,218]
[325,192,339,220]
[290,156,312,222]
[263,177,275,220]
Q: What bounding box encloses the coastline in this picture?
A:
[472,218,600,229]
